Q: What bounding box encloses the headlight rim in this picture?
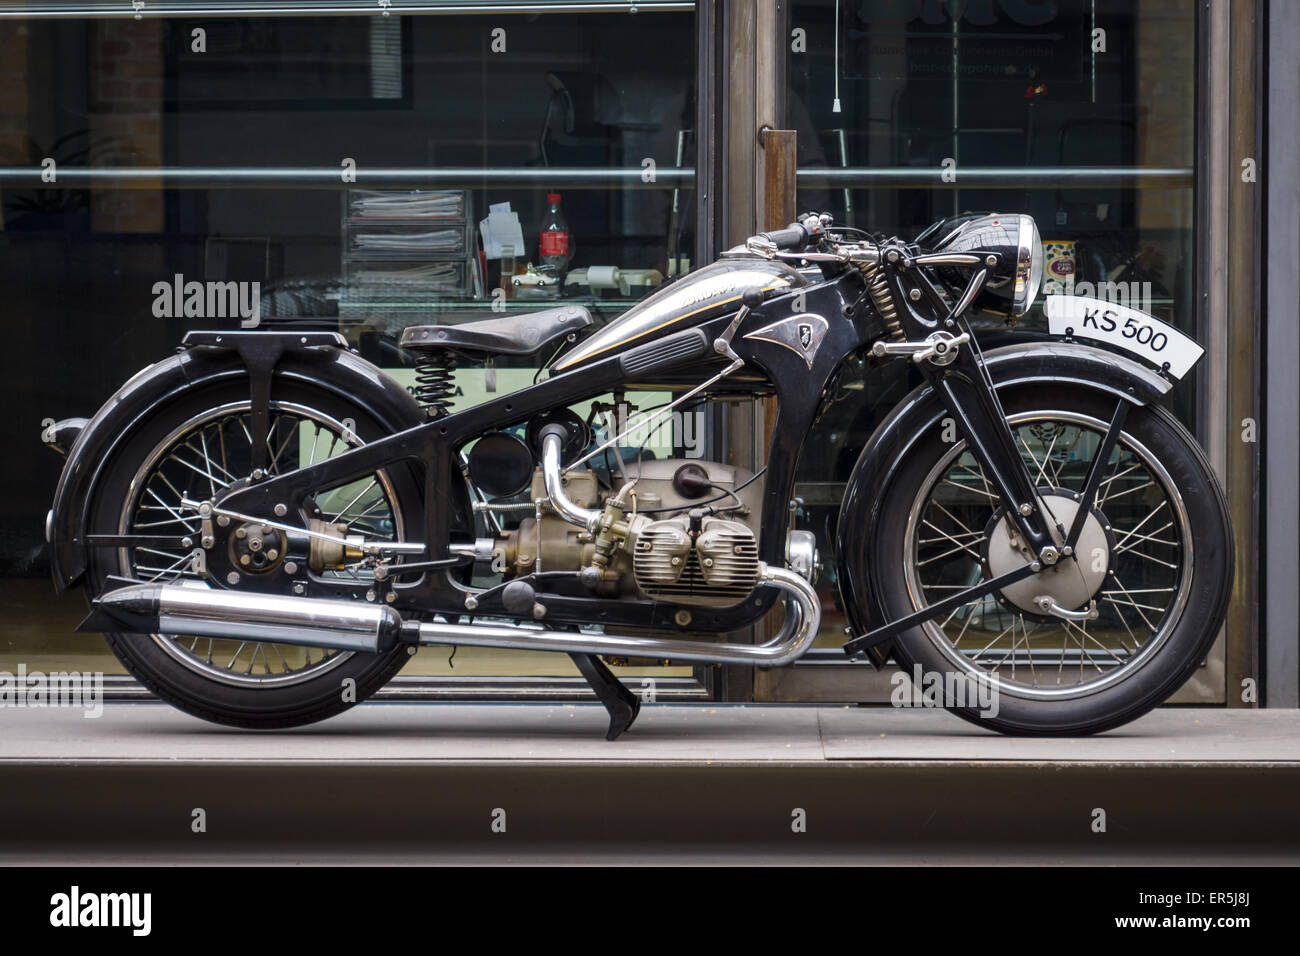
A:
[1014,213,1044,316]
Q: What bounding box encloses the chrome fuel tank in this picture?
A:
[552,258,807,372]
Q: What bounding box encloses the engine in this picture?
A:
[492,458,763,607]
[632,514,760,605]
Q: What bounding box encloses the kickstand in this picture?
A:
[569,653,641,741]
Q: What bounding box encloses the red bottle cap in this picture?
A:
[547,193,562,203]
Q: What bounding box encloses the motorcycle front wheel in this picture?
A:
[85,377,429,729]
[871,384,1232,735]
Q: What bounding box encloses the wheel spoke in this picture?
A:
[268,418,303,474]
[1050,427,1085,488]
[928,500,979,540]
[1100,594,1167,614]
[145,487,199,532]
[1065,618,1127,668]
[225,642,247,670]
[327,479,379,525]
[1107,599,1142,655]
[1110,501,1169,552]
[1094,461,1142,505]
[196,430,218,496]
[953,460,996,501]
[1098,479,1156,504]
[1112,521,1177,553]
[1018,433,1052,487]
[169,449,232,490]
[940,477,998,501]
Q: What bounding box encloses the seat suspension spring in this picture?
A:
[413,350,457,418]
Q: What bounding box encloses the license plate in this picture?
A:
[1043,295,1203,379]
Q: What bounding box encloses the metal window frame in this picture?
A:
[691,0,728,698]
[1262,0,1300,707]
[0,1,696,18]
[1200,0,1262,708]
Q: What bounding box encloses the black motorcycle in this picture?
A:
[44,212,1232,739]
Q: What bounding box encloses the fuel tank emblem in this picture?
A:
[744,313,828,369]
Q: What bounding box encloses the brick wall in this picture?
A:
[90,17,164,233]
[1135,0,1196,233]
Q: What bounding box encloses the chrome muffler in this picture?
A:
[86,581,405,654]
[88,564,821,667]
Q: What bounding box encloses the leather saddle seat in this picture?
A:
[399,305,592,358]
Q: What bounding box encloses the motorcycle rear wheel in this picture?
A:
[86,378,428,729]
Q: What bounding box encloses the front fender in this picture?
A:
[834,340,1174,666]
[46,335,424,592]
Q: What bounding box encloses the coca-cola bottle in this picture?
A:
[538,193,572,283]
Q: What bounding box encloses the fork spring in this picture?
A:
[861,261,903,341]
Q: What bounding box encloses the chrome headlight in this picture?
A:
[924,212,1044,317]
[1015,214,1044,315]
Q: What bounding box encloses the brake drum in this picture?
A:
[985,494,1109,614]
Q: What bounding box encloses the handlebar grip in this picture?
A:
[760,224,808,251]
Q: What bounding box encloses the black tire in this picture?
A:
[85,376,427,730]
[871,384,1232,735]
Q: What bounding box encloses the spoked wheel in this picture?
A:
[871,385,1232,735]
[87,380,426,728]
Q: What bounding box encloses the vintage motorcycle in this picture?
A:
[44,212,1232,739]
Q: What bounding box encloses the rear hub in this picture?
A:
[229,520,287,574]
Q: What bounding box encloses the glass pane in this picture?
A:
[785,0,1198,649]
[0,8,699,682]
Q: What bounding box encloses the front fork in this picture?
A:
[922,346,1059,558]
[841,342,1074,659]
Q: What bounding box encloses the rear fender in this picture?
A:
[46,332,424,591]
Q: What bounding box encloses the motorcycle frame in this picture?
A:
[209,272,873,634]
[202,252,1071,651]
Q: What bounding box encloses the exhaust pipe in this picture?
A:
[416,565,820,667]
[88,564,820,667]
[85,581,404,654]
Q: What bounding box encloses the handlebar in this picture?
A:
[740,213,878,265]
[759,223,810,251]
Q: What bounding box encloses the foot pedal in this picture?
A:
[569,652,641,741]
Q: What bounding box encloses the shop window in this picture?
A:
[0,5,699,683]
[784,0,1198,651]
